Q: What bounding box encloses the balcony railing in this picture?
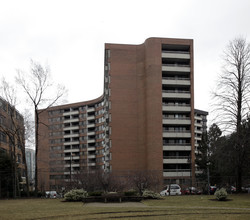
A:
[162,50,189,54]
[162,77,190,80]
[162,90,190,93]
[163,129,191,133]
[162,103,190,106]
[162,116,190,120]
[163,143,191,146]
[163,156,190,159]
[163,169,191,172]
[163,63,190,67]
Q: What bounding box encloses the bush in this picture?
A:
[142,190,161,199]
[64,189,88,201]
[88,191,103,196]
[37,191,45,198]
[214,188,228,201]
[124,190,138,196]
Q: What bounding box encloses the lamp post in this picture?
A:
[70,153,72,188]
[69,152,76,189]
[207,161,210,195]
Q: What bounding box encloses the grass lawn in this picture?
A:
[0,194,250,219]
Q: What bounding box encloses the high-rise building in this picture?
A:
[194,109,208,150]
[25,148,35,187]
[37,37,199,190]
[194,109,208,176]
[38,98,106,191]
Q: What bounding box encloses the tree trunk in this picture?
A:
[22,149,30,197]
[35,108,39,195]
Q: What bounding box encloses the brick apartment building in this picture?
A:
[0,97,26,194]
[37,37,208,191]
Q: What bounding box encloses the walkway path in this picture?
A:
[83,202,250,211]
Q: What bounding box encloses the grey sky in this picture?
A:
[1,0,250,123]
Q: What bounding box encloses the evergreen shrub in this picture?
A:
[214,188,228,201]
[64,189,88,201]
[142,190,161,199]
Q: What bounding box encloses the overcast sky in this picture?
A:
[1,0,250,123]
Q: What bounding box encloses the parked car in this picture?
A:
[230,186,236,193]
[160,184,182,196]
[45,191,58,198]
[242,185,250,193]
[182,187,202,195]
[209,186,217,195]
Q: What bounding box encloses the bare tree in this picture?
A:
[212,37,250,191]
[0,78,29,197]
[16,60,67,194]
[23,109,35,188]
[127,170,162,195]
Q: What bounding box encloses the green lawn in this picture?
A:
[1,194,250,219]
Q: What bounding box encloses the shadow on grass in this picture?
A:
[209,199,233,202]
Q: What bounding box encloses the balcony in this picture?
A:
[63,125,79,131]
[87,124,95,128]
[87,139,95,143]
[194,123,202,128]
[64,148,80,153]
[87,131,95,136]
[64,163,80,168]
[162,90,191,99]
[64,141,79,146]
[163,131,191,138]
[162,77,190,86]
[64,155,80,160]
[88,154,96,159]
[63,134,79,138]
[162,64,190,72]
[162,51,190,59]
[163,169,191,177]
[163,144,191,151]
[87,107,95,112]
[63,110,79,116]
[162,104,191,112]
[163,156,190,164]
[64,118,79,123]
[195,129,202,134]
[88,162,96,166]
[162,117,191,125]
[195,136,202,141]
[87,146,96,151]
[87,115,95,120]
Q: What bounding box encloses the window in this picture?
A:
[0,131,7,143]
[50,146,63,151]
[17,154,22,163]
[50,175,64,180]
[49,153,63,158]
[0,99,7,111]
[50,139,63,144]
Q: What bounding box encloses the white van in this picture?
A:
[160,184,182,196]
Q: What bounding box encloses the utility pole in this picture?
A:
[188,155,192,187]
[70,153,72,188]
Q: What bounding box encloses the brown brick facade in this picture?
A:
[37,37,196,191]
